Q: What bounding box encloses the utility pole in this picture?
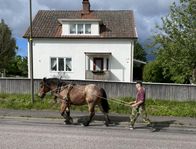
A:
[29,0,34,103]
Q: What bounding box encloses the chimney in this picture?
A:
[82,0,90,14]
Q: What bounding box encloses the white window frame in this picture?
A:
[86,56,110,72]
[50,57,72,72]
[85,24,91,34]
[69,23,91,35]
[70,24,76,34]
[77,24,84,34]
[50,57,57,71]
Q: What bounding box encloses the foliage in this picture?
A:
[134,41,147,62]
[0,94,196,117]
[149,0,196,84]
[143,61,171,83]
[134,41,147,80]
[6,56,28,77]
[109,98,196,117]
[147,99,196,117]
[16,56,28,76]
[0,19,17,74]
[0,93,59,110]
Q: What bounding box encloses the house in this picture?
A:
[24,0,138,82]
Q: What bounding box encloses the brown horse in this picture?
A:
[38,78,110,126]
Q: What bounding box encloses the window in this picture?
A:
[51,58,57,71]
[77,24,84,34]
[93,58,104,71]
[58,58,64,71]
[69,24,91,35]
[106,58,109,70]
[50,57,72,72]
[85,24,91,34]
[66,58,72,71]
[70,24,76,34]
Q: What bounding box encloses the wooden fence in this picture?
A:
[0,78,196,101]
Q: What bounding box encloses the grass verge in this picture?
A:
[0,93,195,117]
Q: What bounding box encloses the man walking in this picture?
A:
[129,81,151,129]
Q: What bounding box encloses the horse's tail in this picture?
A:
[100,88,110,113]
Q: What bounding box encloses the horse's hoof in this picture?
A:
[81,124,85,127]
[61,112,65,116]
[108,120,112,124]
[82,122,89,127]
[64,120,72,125]
[104,122,109,127]
[69,118,73,123]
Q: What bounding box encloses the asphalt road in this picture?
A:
[0,117,196,149]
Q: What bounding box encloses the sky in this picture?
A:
[0,0,178,57]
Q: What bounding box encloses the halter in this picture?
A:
[42,79,74,102]
[42,78,62,93]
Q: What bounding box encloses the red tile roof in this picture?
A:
[23,10,137,39]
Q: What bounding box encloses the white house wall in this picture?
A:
[30,39,134,82]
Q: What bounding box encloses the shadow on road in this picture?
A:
[75,114,176,131]
[76,114,129,125]
[150,120,176,132]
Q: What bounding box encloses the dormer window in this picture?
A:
[85,24,91,34]
[70,24,76,34]
[59,19,101,36]
[69,23,91,35]
[78,24,84,34]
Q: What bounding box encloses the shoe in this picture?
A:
[129,125,134,130]
[147,122,152,127]
[144,120,151,126]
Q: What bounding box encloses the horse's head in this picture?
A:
[38,77,51,99]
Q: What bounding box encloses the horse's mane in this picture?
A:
[45,78,67,86]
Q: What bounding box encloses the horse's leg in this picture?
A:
[83,104,95,126]
[98,104,110,126]
[53,96,57,103]
[60,100,72,124]
[65,107,73,124]
[60,99,66,116]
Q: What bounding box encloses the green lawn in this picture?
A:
[0,93,195,117]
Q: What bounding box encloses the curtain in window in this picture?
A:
[70,24,76,34]
[58,58,64,71]
[66,58,72,71]
[51,58,57,71]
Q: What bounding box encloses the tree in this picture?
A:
[6,56,28,77]
[16,56,28,77]
[0,19,17,75]
[134,41,147,62]
[143,60,172,83]
[150,0,196,84]
[133,41,147,81]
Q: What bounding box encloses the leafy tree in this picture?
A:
[134,41,147,62]
[7,56,28,77]
[143,60,172,83]
[133,41,147,81]
[16,56,28,77]
[0,19,17,75]
[150,0,196,84]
